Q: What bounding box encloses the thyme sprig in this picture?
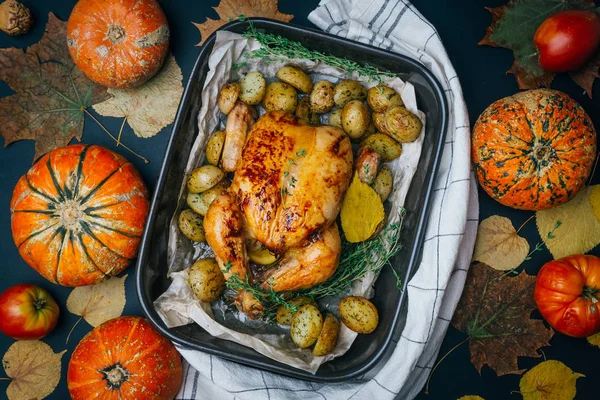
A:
[238,21,395,84]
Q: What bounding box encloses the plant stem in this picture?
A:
[116,117,127,148]
[0,378,11,381]
[425,336,469,394]
[587,151,600,186]
[83,109,149,163]
[516,214,535,234]
[66,316,82,345]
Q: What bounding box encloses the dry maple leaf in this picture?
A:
[452,263,554,376]
[480,0,598,96]
[472,215,529,271]
[586,331,600,347]
[0,13,110,161]
[93,54,183,138]
[2,340,66,400]
[192,0,293,45]
[66,274,127,338]
[536,186,600,259]
[519,360,583,400]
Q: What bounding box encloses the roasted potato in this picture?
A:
[333,79,367,108]
[205,130,226,166]
[373,165,393,202]
[248,247,278,265]
[341,100,370,139]
[295,97,320,125]
[384,106,423,143]
[290,304,323,348]
[355,146,381,185]
[372,112,391,135]
[264,81,298,113]
[310,80,335,113]
[217,82,240,115]
[339,296,379,334]
[178,209,206,242]
[360,133,403,162]
[328,109,342,129]
[276,65,313,93]
[239,71,267,105]
[276,296,318,326]
[186,179,230,216]
[312,313,340,356]
[367,85,404,112]
[188,258,225,302]
[187,165,225,193]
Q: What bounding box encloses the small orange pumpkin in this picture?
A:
[67,0,169,88]
[68,316,183,399]
[472,89,596,210]
[10,144,149,286]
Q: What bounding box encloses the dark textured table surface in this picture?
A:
[0,1,598,399]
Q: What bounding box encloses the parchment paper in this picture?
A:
[154,31,426,373]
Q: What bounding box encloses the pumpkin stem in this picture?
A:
[107,25,126,44]
[101,363,130,389]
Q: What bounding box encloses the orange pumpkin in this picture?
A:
[68,316,183,399]
[472,89,596,210]
[67,0,169,88]
[10,144,149,286]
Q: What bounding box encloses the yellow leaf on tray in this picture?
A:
[67,275,127,327]
[519,360,584,400]
[341,174,385,243]
[192,0,294,45]
[589,185,600,223]
[586,332,600,347]
[93,55,183,138]
[472,215,529,271]
[2,340,66,400]
[536,186,600,259]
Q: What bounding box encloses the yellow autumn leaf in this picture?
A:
[458,397,485,400]
[340,174,385,242]
[586,332,600,347]
[67,275,127,328]
[589,185,600,223]
[520,360,583,400]
[93,55,183,138]
[536,186,600,259]
[2,340,66,400]
[472,215,529,271]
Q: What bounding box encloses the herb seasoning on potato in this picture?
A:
[384,105,422,143]
[339,296,379,334]
[333,79,367,108]
[310,80,336,113]
[290,304,323,348]
[264,81,298,113]
[367,85,404,112]
[276,65,313,93]
[178,209,206,242]
[239,71,266,105]
[188,258,226,302]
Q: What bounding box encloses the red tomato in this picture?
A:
[535,254,600,337]
[533,10,600,72]
[0,284,60,340]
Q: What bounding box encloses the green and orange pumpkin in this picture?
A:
[10,144,149,286]
[472,89,596,211]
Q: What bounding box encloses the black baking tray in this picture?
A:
[136,18,448,382]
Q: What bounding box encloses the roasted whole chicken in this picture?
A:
[204,103,353,319]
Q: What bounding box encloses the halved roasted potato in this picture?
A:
[367,85,403,112]
[276,65,313,93]
[333,79,367,108]
[276,296,318,326]
[355,146,381,185]
[178,209,205,242]
[384,105,423,143]
[372,165,393,202]
[264,81,298,113]
[187,165,225,194]
[186,179,230,216]
[312,313,340,356]
[360,133,402,162]
[188,258,225,302]
[310,80,335,113]
[205,130,226,166]
[290,304,323,348]
[239,71,267,105]
[339,296,379,334]
[372,112,391,135]
[217,82,240,115]
[341,100,370,139]
[295,97,320,125]
[328,109,343,129]
[248,247,278,265]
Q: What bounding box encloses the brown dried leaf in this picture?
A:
[0,13,110,161]
[507,60,554,90]
[570,52,600,99]
[93,55,183,138]
[452,263,554,376]
[193,0,294,45]
[2,340,66,400]
[66,275,127,327]
[478,5,508,47]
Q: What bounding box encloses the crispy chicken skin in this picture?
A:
[204,111,353,318]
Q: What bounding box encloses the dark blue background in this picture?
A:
[0,1,597,399]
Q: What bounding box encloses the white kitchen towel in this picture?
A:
[175,0,479,399]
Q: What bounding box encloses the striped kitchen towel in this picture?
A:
[176,0,479,398]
